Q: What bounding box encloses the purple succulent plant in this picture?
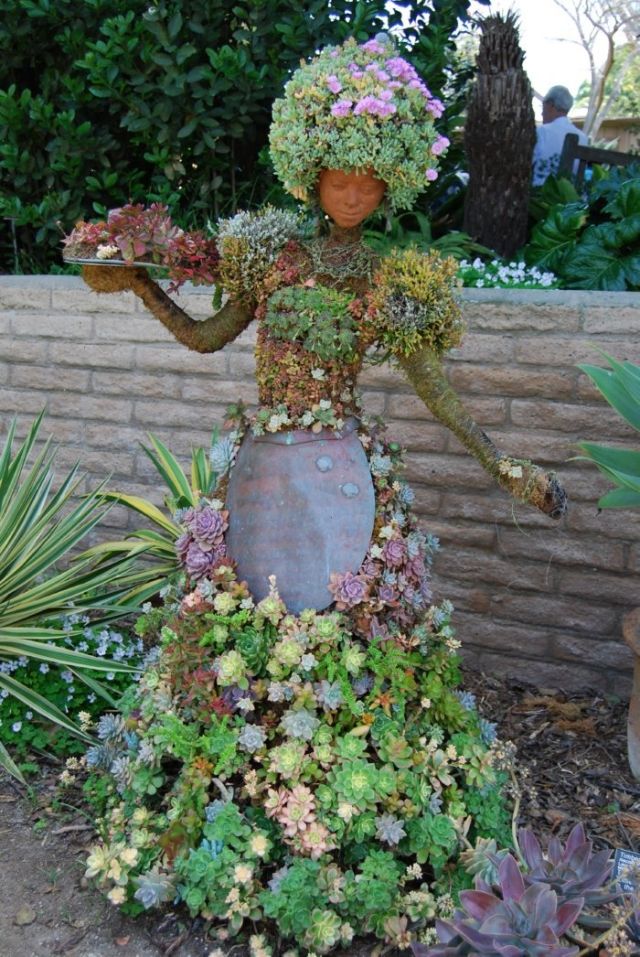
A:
[518,824,618,915]
[412,855,583,957]
[184,542,216,579]
[328,570,369,608]
[189,506,226,547]
[382,536,408,568]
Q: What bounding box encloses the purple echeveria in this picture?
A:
[518,824,617,911]
[185,542,216,579]
[413,854,583,957]
[189,506,226,547]
[352,673,374,697]
[377,584,398,604]
[383,537,407,568]
[175,532,191,562]
[328,571,369,609]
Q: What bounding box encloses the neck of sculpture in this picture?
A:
[327,222,363,245]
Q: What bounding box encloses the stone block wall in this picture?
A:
[2,276,640,692]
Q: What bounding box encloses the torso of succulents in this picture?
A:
[217,213,380,433]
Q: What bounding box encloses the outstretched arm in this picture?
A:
[398,344,567,519]
[82,265,253,354]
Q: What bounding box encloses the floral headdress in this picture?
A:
[269,35,448,213]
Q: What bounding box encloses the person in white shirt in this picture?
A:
[532,85,588,185]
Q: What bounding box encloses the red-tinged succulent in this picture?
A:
[166,231,220,291]
[412,854,583,957]
[107,203,181,262]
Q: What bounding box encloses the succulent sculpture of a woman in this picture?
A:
[73,36,566,952]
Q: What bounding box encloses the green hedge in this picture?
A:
[0,0,484,273]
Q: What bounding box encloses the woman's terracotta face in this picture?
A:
[318,169,386,228]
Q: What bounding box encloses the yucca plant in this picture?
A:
[578,354,640,508]
[84,432,222,593]
[0,413,157,781]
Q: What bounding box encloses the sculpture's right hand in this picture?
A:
[82,264,148,295]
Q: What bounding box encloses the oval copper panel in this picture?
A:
[225,419,375,613]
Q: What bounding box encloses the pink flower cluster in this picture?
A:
[326,44,446,122]
[353,93,397,118]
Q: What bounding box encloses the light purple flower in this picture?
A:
[385,57,416,82]
[428,98,444,118]
[361,38,386,54]
[431,135,450,156]
[425,168,439,181]
[348,62,364,78]
[354,95,396,118]
[376,813,407,845]
[354,95,377,116]
[331,99,353,118]
[326,74,342,93]
[379,89,394,102]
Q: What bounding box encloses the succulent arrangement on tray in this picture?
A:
[62,202,220,290]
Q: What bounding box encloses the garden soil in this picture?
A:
[0,669,637,957]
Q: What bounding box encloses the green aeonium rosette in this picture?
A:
[269,36,448,212]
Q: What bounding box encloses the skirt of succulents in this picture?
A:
[84,415,511,955]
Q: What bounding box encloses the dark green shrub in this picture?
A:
[524,164,640,291]
[0,0,484,273]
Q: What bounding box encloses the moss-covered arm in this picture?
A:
[82,265,252,354]
[398,344,567,519]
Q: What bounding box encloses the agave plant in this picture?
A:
[413,855,582,957]
[84,432,222,594]
[578,354,640,508]
[0,413,156,781]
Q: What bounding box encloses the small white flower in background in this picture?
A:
[96,244,120,260]
[311,368,326,380]
[39,663,50,674]
[78,710,93,731]
[11,721,22,733]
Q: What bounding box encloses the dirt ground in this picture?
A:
[0,668,637,957]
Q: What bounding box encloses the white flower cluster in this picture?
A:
[458,258,557,290]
